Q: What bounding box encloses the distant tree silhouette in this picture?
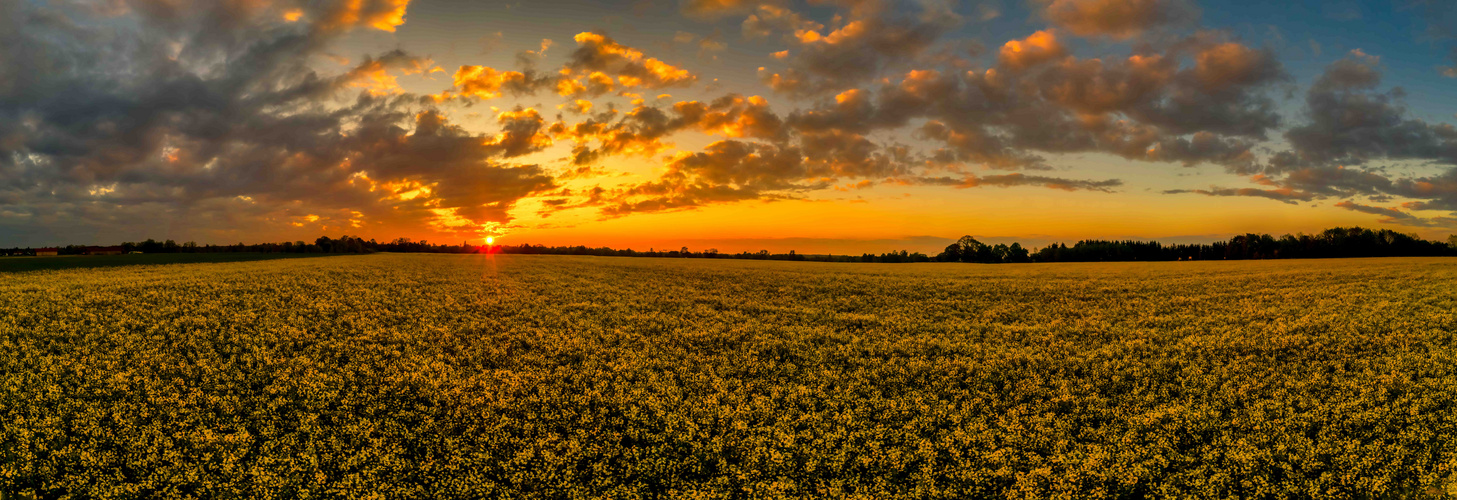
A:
[1025,227,1453,262]
[8,227,1452,262]
[939,243,961,262]
[1008,242,1030,263]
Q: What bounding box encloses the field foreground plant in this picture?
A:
[2,255,1456,498]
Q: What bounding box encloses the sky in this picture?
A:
[1,0,1456,253]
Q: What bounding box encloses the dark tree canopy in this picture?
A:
[1022,228,1454,263]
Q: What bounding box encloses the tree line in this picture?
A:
[4,227,1454,262]
[1019,227,1457,263]
[0,236,378,256]
[384,238,936,263]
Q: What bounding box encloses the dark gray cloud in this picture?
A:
[903,173,1123,192]
[566,32,697,89]
[1207,50,1457,227]
[551,94,789,169]
[1163,187,1316,204]
[1275,51,1457,170]
[1335,200,1407,218]
[740,3,820,40]
[1335,200,1457,228]
[587,139,816,216]
[1389,169,1457,212]
[1272,166,1393,196]
[774,30,1285,175]
[757,0,962,97]
[0,0,556,245]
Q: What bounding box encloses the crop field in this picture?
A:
[0,252,339,274]
[3,254,1456,498]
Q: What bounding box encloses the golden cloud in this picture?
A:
[437,66,531,100]
[568,32,697,89]
[998,30,1067,71]
[318,0,411,33]
[1037,0,1198,39]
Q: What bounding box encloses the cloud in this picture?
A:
[561,99,593,114]
[767,33,1284,176]
[1389,169,1457,212]
[1244,51,1457,216]
[1035,0,1199,39]
[483,108,555,158]
[1334,200,1407,219]
[1192,50,1457,220]
[1192,43,1282,92]
[1275,166,1393,196]
[1163,187,1315,204]
[582,133,913,217]
[757,0,961,97]
[914,119,1049,171]
[432,31,697,103]
[0,0,562,244]
[830,22,1279,193]
[998,30,1068,71]
[1276,50,1457,170]
[568,125,1118,218]
[741,4,821,39]
[672,95,788,141]
[433,66,553,100]
[317,0,412,33]
[551,105,677,165]
[567,32,697,89]
[596,183,767,217]
[9,0,1455,241]
[1335,200,1457,228]
[556,71,617,98]
[680,0,779,20]
[551,95,788,167]
[903,173,1123,192]
[663,140,808,189]
[343,50,437,95]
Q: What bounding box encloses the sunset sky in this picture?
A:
[2,0,1456,253]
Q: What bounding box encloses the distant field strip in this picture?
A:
[3,255,1456,498]
[0,252,342,273]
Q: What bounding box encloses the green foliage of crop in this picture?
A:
[3,255,1457,498]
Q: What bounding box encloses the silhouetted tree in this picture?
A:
[939,243,961,262]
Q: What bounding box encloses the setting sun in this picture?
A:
[485,236,494,245]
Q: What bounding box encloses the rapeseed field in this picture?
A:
[3,254,1455,498]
